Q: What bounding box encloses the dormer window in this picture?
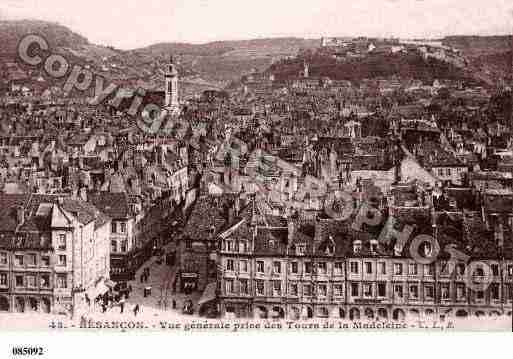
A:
[422,242,433,258]
[296,244,306,256]
[393,245,402,256]
[370,239,379,254]
[353,240,362,254]
[325,235,336,255]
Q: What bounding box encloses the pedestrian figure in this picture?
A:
[133,304,140,316]
[120,297,125,314]
[85,294,91,307]
[101,303,107,313]
[172,299,176,309]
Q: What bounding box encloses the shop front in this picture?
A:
[180,272,198,294]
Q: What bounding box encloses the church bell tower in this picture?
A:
[165,55,179,114]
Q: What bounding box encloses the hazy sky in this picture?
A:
[1,0,512,49]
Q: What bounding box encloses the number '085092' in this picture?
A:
[12,347,44,356]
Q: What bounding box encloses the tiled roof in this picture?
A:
[0,193,110,249]
[182,194,230,240]
[483,192,513,214]
[88,191,131,219]
[0,193,30,232]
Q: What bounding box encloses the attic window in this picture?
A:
[422,242,433,257]
[325,244,334,255]
[353,240,362,254]
[16,236,24,247]
[370,240,379,254]
[296,244,306,256]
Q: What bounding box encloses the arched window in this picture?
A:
[455,309,468,318]
[364,308,374,319]
[272,306,285,319]
[425,309,435,319]
[29,297,39,312]
[377,308,388,319]
[392,308,405,321]
[349,307,360,320]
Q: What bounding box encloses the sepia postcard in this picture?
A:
[0,1,512,354]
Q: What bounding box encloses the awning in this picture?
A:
[181,273,198,278]
[198,282,217,306]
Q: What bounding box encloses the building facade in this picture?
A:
[88,192,137,281]
[0,194,111,315]
[217,215,513,320]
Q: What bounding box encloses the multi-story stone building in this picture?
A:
[178,194,232,292]
[0,193,111,315]
[88,191,137,281]
[217,200,513,320]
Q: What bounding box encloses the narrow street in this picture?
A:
[76,242,203,322]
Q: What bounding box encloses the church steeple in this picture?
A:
[165,54,179,114]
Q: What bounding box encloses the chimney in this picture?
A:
[227,205,235,224]
[494,220,504,248]
[287,219,295,245]
[314,218,330,242]
[16,206,25,225]
[234,196,240,217]
[79,187,87,202]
